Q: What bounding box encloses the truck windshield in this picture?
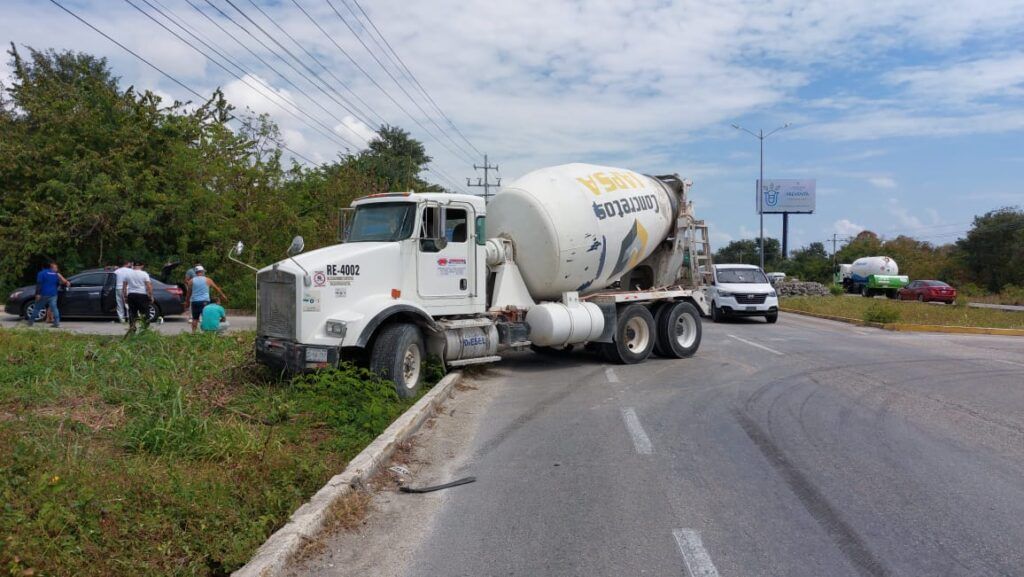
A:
[716,268,769,284]
[347,202,416,242]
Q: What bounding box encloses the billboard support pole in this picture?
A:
[782,212,789,260]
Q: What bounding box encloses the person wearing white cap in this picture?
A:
[184,264,228,333]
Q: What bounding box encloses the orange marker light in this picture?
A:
[391,289,401,299]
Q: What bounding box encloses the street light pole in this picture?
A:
[732,123,790,271]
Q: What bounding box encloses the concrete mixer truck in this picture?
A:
[840,256,909,298]
[253,163,711,395]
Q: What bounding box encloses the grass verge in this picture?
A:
[782,296,1024,329]
[0,328,434,576]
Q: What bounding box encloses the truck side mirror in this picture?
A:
[287,236,305,256]
[418,204,447,253]
[338,208,354,242]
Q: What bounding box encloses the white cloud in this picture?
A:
[222,74,297,117]
[886,52,1024,103]
[334,116,376,147]
[834,219,865,236]
[868,176,898,189]
[887,199,925,231]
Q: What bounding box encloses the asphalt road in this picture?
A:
[296,313,1024,577]
[0,313,255,334]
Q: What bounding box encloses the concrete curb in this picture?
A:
[232,371,464,577]
[781,308,1024,336]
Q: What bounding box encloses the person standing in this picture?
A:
[28,261,70,327]
[184,265,227,334]
[113,258,133,323]
[123,260,153,333]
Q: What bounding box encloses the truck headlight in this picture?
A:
[325,320,347,338]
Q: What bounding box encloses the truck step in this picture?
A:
[447,355,502,367]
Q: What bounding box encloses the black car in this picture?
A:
[5,265,186,322]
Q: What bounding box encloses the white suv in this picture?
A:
[706,264,779,323]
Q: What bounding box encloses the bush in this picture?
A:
[959,282,985,297]
[954,294,969,307]
[1000,284,1024,305]
[863,302,901,324]
[829,284,845,296]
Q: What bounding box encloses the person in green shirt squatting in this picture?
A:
[199,296,229,334]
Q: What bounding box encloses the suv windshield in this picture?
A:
[716,268,768,284]
[347,202,416,242]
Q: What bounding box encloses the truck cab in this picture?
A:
[705,264,779,323]
[255,192,488,387]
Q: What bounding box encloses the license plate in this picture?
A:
[745,306,757,311]
[305,348,328,362]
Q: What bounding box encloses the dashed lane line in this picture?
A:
[728,334,785,356]
[673,528,721,577]
[620,408,653,454]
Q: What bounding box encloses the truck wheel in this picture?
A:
[600,304,655,365]
[710,301,723,323]
[861,286,871,298]
[370,323,425,399]
[654,301,702,358]
[885,290,898,300]
[765,311,778,323]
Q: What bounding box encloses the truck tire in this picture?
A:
[370,323,425,399]
[861,285,871,298]
[765,311,778,323]
[654,301,702,358]
[885,290,898,300]
[601,304,655,364]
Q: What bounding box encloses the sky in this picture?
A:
[3,0,1024,254]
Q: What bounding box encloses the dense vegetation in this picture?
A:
[0,328,440,576]
[714,208,1024,297]
[0,45,442,310]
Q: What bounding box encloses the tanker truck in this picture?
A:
[840,256,909,298]
[254,163,711,395]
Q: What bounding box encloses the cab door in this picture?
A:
[417,203,472,299]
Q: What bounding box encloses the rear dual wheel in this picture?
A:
[653,302,702,358]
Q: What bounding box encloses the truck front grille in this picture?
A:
[734,293,768,305]
[258,269,296,339]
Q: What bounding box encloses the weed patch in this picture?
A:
[0,328,435,576]
[783,296,1024,329]
[863,302,901,323]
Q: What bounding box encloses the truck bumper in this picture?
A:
[255,336,340,373]
[719,305,778,317]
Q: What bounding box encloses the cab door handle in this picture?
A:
[460,279,468,291]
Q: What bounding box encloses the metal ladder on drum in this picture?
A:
[687,220,713,286]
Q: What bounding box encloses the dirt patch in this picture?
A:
[34,396,125,431]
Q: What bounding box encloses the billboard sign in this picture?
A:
[756,179,816,214]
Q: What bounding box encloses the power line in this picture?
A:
[241,0,383,128]
[199,0,372,146]
[466,154,501,203]
[347,0,483,158]
[138,0,357,150]
[46,0,320,165]
[323,0,478,165]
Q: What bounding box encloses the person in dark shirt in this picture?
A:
[28,262,70,328]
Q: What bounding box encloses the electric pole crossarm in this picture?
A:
[466,154,500,204]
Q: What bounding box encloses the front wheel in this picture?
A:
[654,302,702,358]
[765,311,778,324]
[600,304,655,365]
[370,323,425,398]
[710,301,723,323]
[861,285,871,297]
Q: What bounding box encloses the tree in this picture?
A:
[714,237,782,269]
[781,242,831,283]
[352,124,441,192]
[956,207,1024,291]
[835,230,882,265]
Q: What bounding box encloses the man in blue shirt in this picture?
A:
[28,262,70,327]
[199,296,228,334]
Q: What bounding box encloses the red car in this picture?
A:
[898,280,957,303]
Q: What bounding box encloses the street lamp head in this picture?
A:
[731,123,741,130]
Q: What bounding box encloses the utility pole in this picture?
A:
[732,123,790,270]
[466,154,500,204]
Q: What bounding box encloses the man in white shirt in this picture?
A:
[122,260,153,332]
[113,258,133,323]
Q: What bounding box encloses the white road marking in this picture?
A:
[605,367,621,383]
[727,334,784,356]
[620,408,653,454]
[673,529,721,577]
[992,358,1024,368]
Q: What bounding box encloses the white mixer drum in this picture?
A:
[486,163,676,300]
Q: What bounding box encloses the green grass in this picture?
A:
[783,296,1024,329]
[0,329,433,576]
